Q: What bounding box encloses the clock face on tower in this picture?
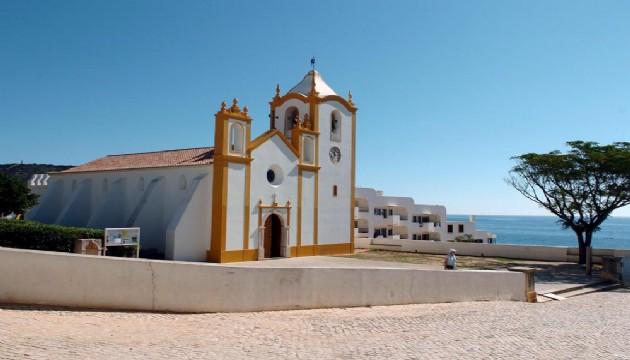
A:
[329,146,341,164]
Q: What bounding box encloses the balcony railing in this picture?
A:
[354,228,370,238]
[418,222,440,232]
[387,215,401,226]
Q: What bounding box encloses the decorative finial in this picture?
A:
[348,91,354,106]
[243,106,248,115]
[311,57,315,71]
[220,101,227,112]
[230,98,240,113]
[275,84,281,98]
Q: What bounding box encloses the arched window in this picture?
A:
[102,178,109,192]
[303,136,314,164]
[179,175,187,190]
[284,107,299,139]
[230,123,244,154]
[138,177,145,192]
[330,110,341,142]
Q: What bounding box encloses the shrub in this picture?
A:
[0,219,104,253]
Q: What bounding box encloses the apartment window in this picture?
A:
[388,229,393,236]
[422,216,430,223]
[458,224,465,233]
[374,228,386,237]
[422,234,430,240]
[447,224,453,233]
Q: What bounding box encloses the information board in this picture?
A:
[104,228,141,258]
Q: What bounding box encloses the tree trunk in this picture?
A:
[575,231,586,264]
[584,231,593,268]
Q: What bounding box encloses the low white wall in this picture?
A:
[0,247,526,313]
[356,238,630,263]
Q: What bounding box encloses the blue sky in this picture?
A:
[2,0,630,216]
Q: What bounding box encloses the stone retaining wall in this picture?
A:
[0,247,526,312]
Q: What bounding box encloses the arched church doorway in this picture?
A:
[264,214,282,258]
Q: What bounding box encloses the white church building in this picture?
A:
[28,69,495,263]
[28,70,357,263]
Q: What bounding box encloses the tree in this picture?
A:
[453,234,477,243]
[0,172,39,216]
[506,141,630,264]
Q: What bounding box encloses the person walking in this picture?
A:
[444,249,457,270]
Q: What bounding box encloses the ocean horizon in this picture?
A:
[448,215,630,250]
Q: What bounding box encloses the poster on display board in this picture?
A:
[105,228,140,246]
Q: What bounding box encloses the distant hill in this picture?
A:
[0,163,74,184]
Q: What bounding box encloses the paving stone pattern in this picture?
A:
[1,289,629,359]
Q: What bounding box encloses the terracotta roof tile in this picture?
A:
[60,147,214,173]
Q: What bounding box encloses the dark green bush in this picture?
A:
[0,219,104,253]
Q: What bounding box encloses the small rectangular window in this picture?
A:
[458,224,464,233]
[447,225,453,233]
[333,185,338,197]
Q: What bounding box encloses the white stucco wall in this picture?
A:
[249,135,299,248]
[354,187,494,243]
[317,102,353,245]
[356,238,630,264]
[300,171,315,246]
[355,188,447,240]
[28,166,213,259]
[0,247,527,313]
[225,163,246,251]
[166,173,212,262]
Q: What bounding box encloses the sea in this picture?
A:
[447,215,630,250]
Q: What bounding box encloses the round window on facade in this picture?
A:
[266,165,283,186]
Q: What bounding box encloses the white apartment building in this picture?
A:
[354,187,496,243]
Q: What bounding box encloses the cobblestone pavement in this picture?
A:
[1,289,629,359]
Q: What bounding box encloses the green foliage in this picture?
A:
[453,234,477,243]
[0,219,103,253]
[0,172,39,215]
[506,141,630,263]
